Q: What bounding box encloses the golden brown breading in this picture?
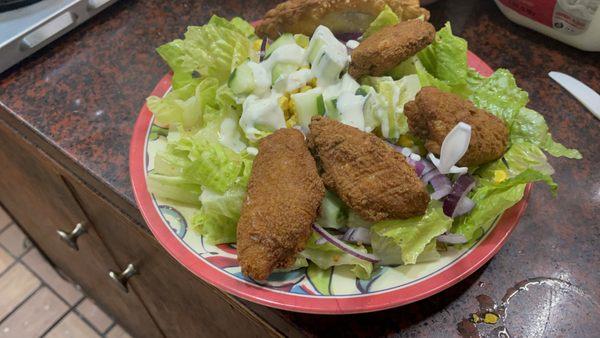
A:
[256,0,429,39]
[404,87,509,167]
[237,128,325,280]
[348,19,435,79]
[308,116,429,222]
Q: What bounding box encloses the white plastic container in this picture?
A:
[495,0,600,51]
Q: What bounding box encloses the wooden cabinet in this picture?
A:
[66,174,281,338]
[0,120,161,337]
[0,118,281,337]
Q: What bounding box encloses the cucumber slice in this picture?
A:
[316,95,326,115]
[291,88,323,128]
[265,33,295,58]
[294,34,310,48]
[271,63,298,84]
[323,98,339,120]
[312,50,347,85]
[228,62,255,96]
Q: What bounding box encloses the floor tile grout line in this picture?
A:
[0,237,33,261]
[39,295,86,338]
[103,321,117,335]
[39,303,74,338]
[18,254,81,308]
[0,221,13,235]
[0,259,19,279]
[0,284,44,325]
[73,306,108,337]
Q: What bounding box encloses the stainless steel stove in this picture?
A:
[0,0,118,73]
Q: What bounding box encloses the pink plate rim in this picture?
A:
[129,51,532,314]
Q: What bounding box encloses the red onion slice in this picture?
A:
[335,32,362,42]
[341,227,371,245]
[259,38,268,62]
[312,224,379,263]
[437,232,468,244]
[443,174,476,217]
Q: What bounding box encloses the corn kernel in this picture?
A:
[308,78,317,87]
[493,170,508,183]
[398,134,414,147]
[483,313,499,324]
[278,95,290,112]
[252,39,263,52]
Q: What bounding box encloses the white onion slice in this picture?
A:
[437,122,472,174]
[428,153,468,174]
[312,224,379,263]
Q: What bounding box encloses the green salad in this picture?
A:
[146,8,580,279]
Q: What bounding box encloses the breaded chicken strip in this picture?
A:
[404,87,509,167]
[308,116,429,222]
[256,0,429,39]
[349,19,435,79]
[237,128,325,280]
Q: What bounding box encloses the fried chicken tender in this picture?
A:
[404,87,509,167]
[308,116,429,222]
[256,0,429,39]
[348,19,436,79]
[237,128,325,280]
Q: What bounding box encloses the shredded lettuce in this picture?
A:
[453,169,556,241]
[478,142,555,179]
[362,5,400,39]
[371,202,452,265]
[510,108,582,159]
[418,22,468,86]
[190,187,246,244]
[147,174,202,206]
[360,75,420,140]
[156,16,256,87]
[300,232,373,279]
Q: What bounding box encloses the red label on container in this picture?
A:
[498,0,557,27]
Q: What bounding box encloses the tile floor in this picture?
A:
[0,206,132,338]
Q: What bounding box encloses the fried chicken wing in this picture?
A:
[349,19,436,79]
[237,128,325,280]
[256,0,429,39]
[404,87,509,167]
[308,116,429,222]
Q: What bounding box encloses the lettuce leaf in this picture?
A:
[362,5,400,39]
[155,15,256,87]
[361,75,419,140]
[300,232,373,279]
[190,186,246,244]
[371,202,452,265]
[478,142,555,180]
[468,69,529,124]
[452,169,556,241]
[510,107,581,159]
[146,174,202,206]
[417,22,468,86]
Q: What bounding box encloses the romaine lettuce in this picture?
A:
[190,186,246,244]
[300,232,373,279]
[452,169,556,242]
[371,202,452,265]
[362,5,400,39]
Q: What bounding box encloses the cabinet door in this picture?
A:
[0,120,161,337]
[67,176,282,338]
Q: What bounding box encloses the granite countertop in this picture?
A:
[1,0,598,336]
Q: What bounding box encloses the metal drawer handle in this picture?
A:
[57,223,86,250]
[109,264,137,293]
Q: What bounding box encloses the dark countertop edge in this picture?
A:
[0,102,146,228]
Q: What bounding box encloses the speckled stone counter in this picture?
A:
[1,0,598,336]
